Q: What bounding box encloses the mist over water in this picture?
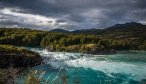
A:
[19,47,146,84]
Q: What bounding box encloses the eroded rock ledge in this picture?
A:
[0,45,42,68]
[0,54,42,68]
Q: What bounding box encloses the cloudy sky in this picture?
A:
[0,0,146,30]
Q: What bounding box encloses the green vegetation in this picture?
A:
[0,28,47,47]
[0,22,146,54]
[0,44,39,56]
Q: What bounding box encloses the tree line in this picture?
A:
[0,28,146,54]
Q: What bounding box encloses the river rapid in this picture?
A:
[17,47,146,84]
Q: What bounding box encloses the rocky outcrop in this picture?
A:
[0,54,42,68]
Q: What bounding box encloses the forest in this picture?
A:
[0,22,146,54]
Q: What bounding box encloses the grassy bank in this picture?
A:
[0,44,39,56]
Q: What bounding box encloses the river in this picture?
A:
[17,47,146,84]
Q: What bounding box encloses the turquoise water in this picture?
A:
[17,48,146,84]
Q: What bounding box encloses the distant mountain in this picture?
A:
[97,22,146,39]
[49,29,69,33]
[102,22,145,33]
[104,22,144,32]
[108,22,143,28]
[49,22,146,38]
[49,28,102,34]
[72,29,102,34]
[71,22,146,34]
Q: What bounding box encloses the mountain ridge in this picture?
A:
[49,22,146,34]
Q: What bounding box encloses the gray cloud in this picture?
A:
[0,0,146,30]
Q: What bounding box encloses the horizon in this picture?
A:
[0,0,146,31]
[0,22,144,31]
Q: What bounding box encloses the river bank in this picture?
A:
[0,45,42,84]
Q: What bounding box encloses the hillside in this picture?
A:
[0,22,146,54]
[49,22,146,41]
[49,29,69,33]
[99,22,146,39]
[49,22,146,39]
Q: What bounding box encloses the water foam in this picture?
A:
[65,57,146,81]
[26,48,146,81]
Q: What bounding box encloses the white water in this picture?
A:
[27,47,146,82]
[66,58,146,81]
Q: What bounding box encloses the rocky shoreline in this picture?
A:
[0,54,42,68]
[0,52,42,84]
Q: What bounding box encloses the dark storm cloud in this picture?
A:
[0,0,146,30]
